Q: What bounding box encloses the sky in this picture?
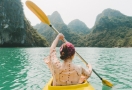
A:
[21,0,132,28]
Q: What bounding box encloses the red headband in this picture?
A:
[60,42,75,56]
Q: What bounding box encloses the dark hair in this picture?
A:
[60,42,75,60]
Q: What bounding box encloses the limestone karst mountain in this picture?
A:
[0,0,48,47]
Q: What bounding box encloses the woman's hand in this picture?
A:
[86,63,91,68]
[79,75,86,84]
[57,33,64,41]
[50,33,64,53]
[86,63,92,76]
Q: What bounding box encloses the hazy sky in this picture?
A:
[21,0,132,28]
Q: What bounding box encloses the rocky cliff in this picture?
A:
[0,0,48,47]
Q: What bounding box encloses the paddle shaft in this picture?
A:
[49,24,103,80]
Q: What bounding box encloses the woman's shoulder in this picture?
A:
[71,64,83,75]
[72,64,82,70]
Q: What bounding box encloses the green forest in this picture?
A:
[84,9,132,47]
[34,9,132,47]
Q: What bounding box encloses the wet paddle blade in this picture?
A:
[25,0,50,25]
[102,79,113,87]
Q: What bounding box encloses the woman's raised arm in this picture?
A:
[50,33,64,53]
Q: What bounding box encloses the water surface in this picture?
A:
[0,47,132,90]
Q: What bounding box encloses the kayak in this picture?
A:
[43,78,95,90]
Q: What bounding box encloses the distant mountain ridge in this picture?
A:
[85,8,132,47]
[34,11,89,46]
[95,8,125,23]
[94,8,132,32]
[34,8,132,47]
[68,19,90,34]
[49,11,65,24]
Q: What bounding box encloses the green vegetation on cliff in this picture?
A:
[35,9,132,47]
[34,8,132,47]
[84,9,132,47]
[0,0,48,47]
[34,11,86,47]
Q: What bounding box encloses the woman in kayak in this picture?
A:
[44,33,92,86]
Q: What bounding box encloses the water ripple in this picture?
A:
[0,48,132,90]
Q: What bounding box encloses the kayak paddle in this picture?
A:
[25,0,113,88]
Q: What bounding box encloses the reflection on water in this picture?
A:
[0,47,132,90]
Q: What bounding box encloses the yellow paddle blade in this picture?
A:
[25,0,50,25]
[102,79,113,87]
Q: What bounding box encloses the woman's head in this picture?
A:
[60,42,75,60]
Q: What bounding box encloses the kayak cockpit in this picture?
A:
[43,78,94,90]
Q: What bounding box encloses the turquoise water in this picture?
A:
[0,47,132,90]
